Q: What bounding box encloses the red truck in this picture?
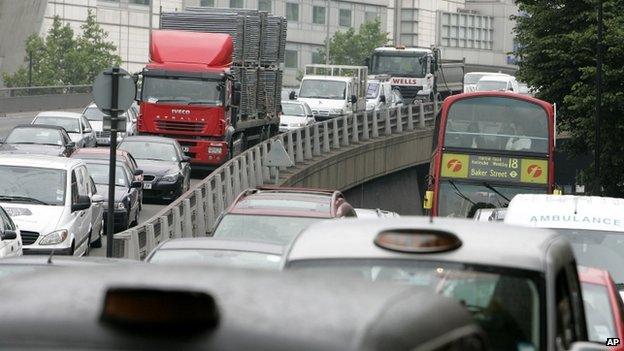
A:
[137,9,285,170]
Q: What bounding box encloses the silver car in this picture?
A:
[31,111,96,148]
[82,103,137,146]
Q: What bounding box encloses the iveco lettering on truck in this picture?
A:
[137,8,287,170]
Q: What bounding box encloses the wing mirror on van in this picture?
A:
[0,230,17,241]
[289,91,297,100]
[379,95,386,103]
[350,95,358,104]
[72,195,91,212]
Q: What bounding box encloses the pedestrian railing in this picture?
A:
[113,102,439,260]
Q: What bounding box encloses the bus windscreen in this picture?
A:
[443,97,549,154]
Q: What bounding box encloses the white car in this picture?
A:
[0,205,22,257]
[365,79,404,111]
[82,102,137,146]
[0,155,103,256]
[475,75,519,93]
[31,111,97,148]
[279,101,315,132]
[463,72,511,93]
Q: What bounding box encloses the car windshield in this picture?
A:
[444,96,550,153]
[5,128,62,146]
[555,229,624,284]
[0,165,66,205]
[581,282,617,343]
[476,81,508,91]
[370,53,426,77]
[118,141,178,162]
[33,116,80,133]
[366,82,380,99]
[142,76,222,106]
[438,180,545,218]
[299,80,346,100]
[282,103,306,116]
[212,214,321,245]
[289,259,542,351]
[83,107,106,121]
[85,163,128,187]
[465,74,489,85]
[149,249,282,270]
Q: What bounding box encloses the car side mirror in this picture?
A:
[131,181,142,188]
[91,194,104,203]
[83,128,92,133]
[181,155,191,162]
[289,91,297,100]
[72,195,91,212]
[379,95,386,103]
[350,95,357,104]
[1,230,17,241]
[134,169,144,176]
[67,141,76,148]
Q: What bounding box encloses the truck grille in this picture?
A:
[395,86,423,100]
[155,120,204,132]
[20,231,39,245]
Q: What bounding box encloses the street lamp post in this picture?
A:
[594,0,603,195]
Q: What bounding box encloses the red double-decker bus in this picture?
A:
[424,91,556,217]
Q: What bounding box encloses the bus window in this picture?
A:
[444,97,549,154]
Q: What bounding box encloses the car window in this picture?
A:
[0,208,15,231]
[556,269,577,349]
[76,167,89,197]
[6,128,63,146]
[71,170,79,205]
[81,117,91,131]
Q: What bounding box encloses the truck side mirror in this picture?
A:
[379,95,386,103]
[289,91,297,100]
[364,57,370,68]
[350,95,357,104]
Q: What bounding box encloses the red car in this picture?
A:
[579,266,624,349]
[210,187,356,246]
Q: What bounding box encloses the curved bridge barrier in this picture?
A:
[0,85,92,114]
[113,102,438,259]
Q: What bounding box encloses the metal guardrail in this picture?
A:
[113,102,439,260]
[0,85,92,97]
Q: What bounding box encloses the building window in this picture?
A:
[311,51,323,64]
[286,3,299,22]
[285,50,298,68]
[129,0,149,4]
[312,6,326,25]
[230,0,244,8]
[339,9,352,27]
[440,11,493,50]
[200,0,214,6]
[365,11,378,23]
[258,0,271,12]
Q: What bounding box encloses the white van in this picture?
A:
[475,75,519,93]
[505,194,624,287]
[463,72,510,93]
[365,79,404,111]
[0,155,103,256]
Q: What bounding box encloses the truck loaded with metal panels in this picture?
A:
[137,8,287,170]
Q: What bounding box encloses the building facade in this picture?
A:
[0,0,518,87]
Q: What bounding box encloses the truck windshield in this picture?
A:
[438,180,545,218]
[142,76,222,106]
[299,80,346,100]
[444,97,549,153]
[371,52,426,77]
[289,259,543,351]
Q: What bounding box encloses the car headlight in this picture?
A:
[329,108,343,115]
[162,172,181,183]
[39,229,68,245]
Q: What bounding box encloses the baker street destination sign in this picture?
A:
[440,153,548,185]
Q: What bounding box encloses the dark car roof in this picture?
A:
[228,188,341,218]
[120,135,177,144]
[0,265,482,350]
[152,238,283,255]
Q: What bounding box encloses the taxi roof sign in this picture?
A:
[374,229,462,254]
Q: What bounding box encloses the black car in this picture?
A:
[83,159,141,232]
[0,124,75,157]
[118,136,191,202]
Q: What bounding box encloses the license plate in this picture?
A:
[143,183,152,190]
[182,146,190,152]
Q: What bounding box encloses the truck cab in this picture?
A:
[291,65,367,120]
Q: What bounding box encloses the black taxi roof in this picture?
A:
[0,265,482,350]
[284,216,567,272]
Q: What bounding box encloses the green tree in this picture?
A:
[317,19,389,66]
[2,12,121,87]
[513,0,624,195]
